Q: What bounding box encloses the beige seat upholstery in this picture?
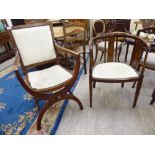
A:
[98,41,121,51]
[92,62,138,79]
[141,52,155,69]
[28,65,72,89]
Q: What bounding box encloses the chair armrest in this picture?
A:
[55,43,80,56]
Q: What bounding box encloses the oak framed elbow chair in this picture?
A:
[89,32,150,108]
[11,22,83,131]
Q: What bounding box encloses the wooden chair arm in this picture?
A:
[55,43,80,56]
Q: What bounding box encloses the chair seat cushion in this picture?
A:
[98,41,121,51]
[92,62,138,80]
[28,65,72,90]
[141,52,155,69]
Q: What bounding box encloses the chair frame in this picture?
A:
[89,32,150,108]
[62,20,87,74]
[11,22,83,131]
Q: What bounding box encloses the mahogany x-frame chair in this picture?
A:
[11,22,83,131]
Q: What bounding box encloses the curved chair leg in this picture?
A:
[132,76,143,108]
[37,93,83,131]
[89,78,93,108]
[37,101,55,130]
[64,93,83,110]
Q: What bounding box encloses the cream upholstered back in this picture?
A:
[12,25,56,66]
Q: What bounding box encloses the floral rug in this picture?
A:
[0,60,85,135]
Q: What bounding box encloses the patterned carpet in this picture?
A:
[0,63,85,135]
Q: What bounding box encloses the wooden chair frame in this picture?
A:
[61,20,87,74]
[11,22,83,131]
[89,32,150,108]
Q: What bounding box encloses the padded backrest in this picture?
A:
[12,25,56,66]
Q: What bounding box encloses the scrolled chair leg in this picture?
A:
[64,93,83,110]
[37,101,55,131]
[37,93,83,131]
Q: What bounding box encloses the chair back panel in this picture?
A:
[12,25,56,66]
[130,39,144,69]
[107,37,115,62]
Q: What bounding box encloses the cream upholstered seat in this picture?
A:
[141,52,155,69]
[92,62,138,80]
[98,41,121,51]
[28,65,72,90]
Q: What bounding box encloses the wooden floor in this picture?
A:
[56,45,155,135]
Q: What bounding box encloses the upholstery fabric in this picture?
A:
[98,41,121,51]
[92,62,138,79]
[28,65,72,89]
[12,26,56,66]
[141,52,155,69]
